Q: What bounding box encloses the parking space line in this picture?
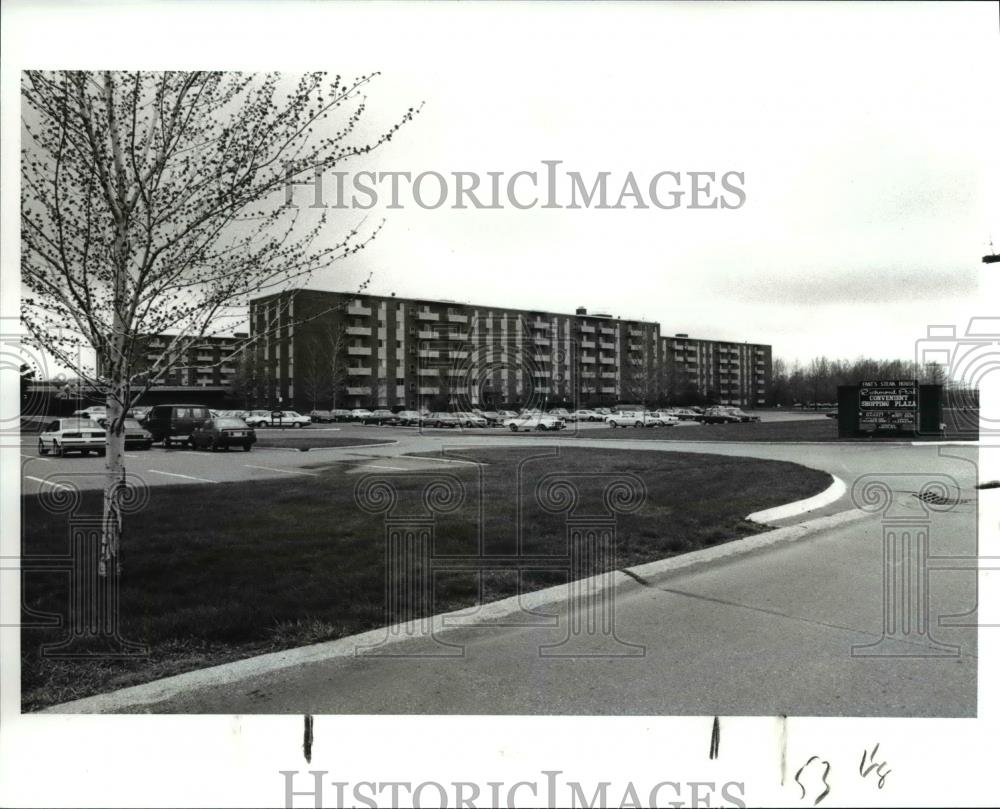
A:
[410,456,483,466]
[24,475,72,491]
[244,464,319,477]
[22,454,50,462]
[146,469,216,483]
[361,464,406,471]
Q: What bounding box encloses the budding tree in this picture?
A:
[21,70,417,574]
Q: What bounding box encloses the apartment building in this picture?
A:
[248,290,661,411]
[98,332,248,389]
[660,333,772,407]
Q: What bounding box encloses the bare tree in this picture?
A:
[21,70,417,575]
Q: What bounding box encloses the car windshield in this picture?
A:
[59,419,97,430]
[123,419,144,429]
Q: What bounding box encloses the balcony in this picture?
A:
[600,386,616,394]
[446,332,470,342]
[579,324,595,334]
[417,368,440,377]
[418,386,440,395]
[416,311,440,322]
[346,326,370,337]
[347,366,371,376]
[347,346,371,356]
[531,320,551,330]
[599,356,615,365]
[581,340,596,349]
[599,326,616,336]
[347,303,371,316]
[450,350,469,359]
[628,343,643,352]
[447,313,468,324]
[628,328,644,338]
[599,341,615,351]
[580,356,596,364]
[417,330,437,340]
[417,349,440,359]
[581,372,596,379]
[533,337,551,346]
[347,386,369,395]
[533,355,551,363]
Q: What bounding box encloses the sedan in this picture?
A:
[350,408,374,421]
[308,409,333,423]
[455,411,488,428]
[571,409,603,422]
[426,412,461,428]
[504,414,565,432]
[38,418,106,457]
[245,410,311,428]
[122,418,154,449]
[361,409,399,425]
[394,410,423,426]
[189,417,256,451]
[701,407,742,424]
[477,410,503,426]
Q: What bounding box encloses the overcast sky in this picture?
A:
[4,1,998,369]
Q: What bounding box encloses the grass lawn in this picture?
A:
[21,446,830,710]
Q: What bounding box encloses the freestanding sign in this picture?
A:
[858,379,919,431]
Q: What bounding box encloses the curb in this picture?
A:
[41,507,869,714]
[746,475,846,524]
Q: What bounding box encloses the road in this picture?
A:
[22,422,982,716]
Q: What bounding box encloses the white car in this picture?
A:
[571,409,603,422]
[350,408,374,421]
[605,411,647,428]
[504,414,565,432]
[455,412,488,428]
[244,410,311,428]
[72,406,108,426]
[38,417,106,457]
[648,411,680,427]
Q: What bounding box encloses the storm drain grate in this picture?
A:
[911,491,973,506]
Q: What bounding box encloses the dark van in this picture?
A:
[145,404,212,447]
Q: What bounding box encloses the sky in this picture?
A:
[4,1,998,371]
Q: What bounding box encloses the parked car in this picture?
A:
[308,409,334,423]
[477,410,503,426]
[127,405,151,423]
[244,410,311,428]
[122,418,154,450]
[665,408,700,421]
[571,409,602,422]
[427,412,461,428]
[72,406,108,427]
[330,409,354,422]
[548,408,572,419]
[605,411,647,428]
[37,417,106,457]
[648,411,680,427]
[594,407,612,416]
[701,406,742,424]
[504,414,565,432]
[394,410,423,426]
[725,407,760,423]
[189,417,256,452]
[145,404,212,447]
[455,411,488,428]
[350,408,374,421]
[361,409,399,425]
[497,410,519,420]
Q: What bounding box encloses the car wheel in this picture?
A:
[38,439,48,456]
[97,448,106,457]
[634,421,643,428]
[538,423,548,431]
[163,437,171,449]
[242,442,252,452]
[210,438,219,452]
[510,424,518,432]
[52,441,63,457]
[609,420,617,428]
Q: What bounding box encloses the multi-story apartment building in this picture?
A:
[98,332,248,389]
[660,333,771,407]
[248,290,662,411]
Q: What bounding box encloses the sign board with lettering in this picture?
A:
[858,380,918,430]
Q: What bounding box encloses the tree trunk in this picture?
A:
[101,382,126,576]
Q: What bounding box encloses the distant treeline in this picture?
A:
[770,357,977,407]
